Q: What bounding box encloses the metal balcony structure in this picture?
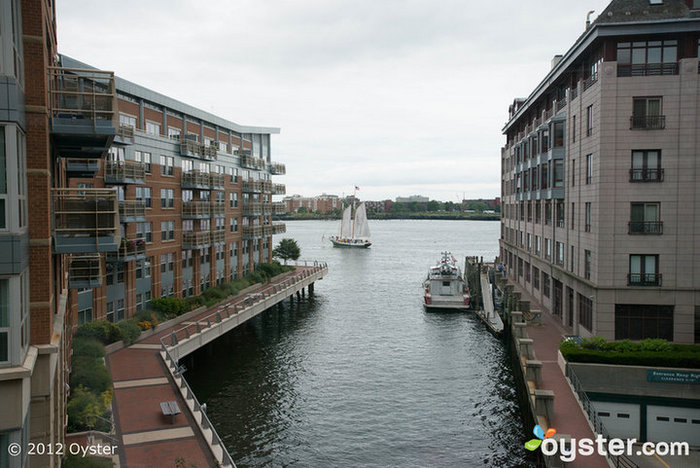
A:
[107,238,147,263]
[629,168,664,182]
[209,173,226,190]
[272,222,286,235]
[630,115,666,130]
[68,255,103,289]
[628,273,662,287]
[242,179,263,193]
[239,153,265,170]
[66,158,100,178]
[628,221,663,235]
[211,230,225,244]
[48,67,116,158]
[118,200,147,223]
[242,226,263,240]
[268,161,286,175]
[262,203,273,215]
[273,202,286,215]
[211,202,225,218]
[104,160,146,184]
[181,170,210,190]
[52,188,120,254]
[182,231,211,249]
[114,124,135,144]
[242,202,263,216]
[182,201,211,219]
[180,137,218,160]
[272,183,286,195]
[260,180,273,193]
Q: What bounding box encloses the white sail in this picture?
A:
[353,203,371,238]
[340,206,353,238]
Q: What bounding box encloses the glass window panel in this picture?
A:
[633,99,647,116]
[647,151,659,168]
[0,127,6,194]
[630,256,641,274]
[645,256,656,273]
[617,48,631,64]
[647,47,661,63]
[631,204,644,221]
[645,204,658,221]
[0,332,7,361]
[632,48,646,64]
[647,99,660,116]
[663,46,676,62]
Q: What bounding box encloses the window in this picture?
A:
[571,115,576,143]
[631,97,664,129]
[629,254,660,286]
[533,267,540,290]
[0,127,6,229]
[535,235,541,256]
[553,121,564,147]
[117,263,125,283]
[161,221,175,241]
[134,151,151,173]
[106,302,114,322]
[543,272,550,297]
[541,163,549,190]
[160,155,174,175]
[585,154,592,184]
[216,217,225,231]
[182,250,193,268]
[160,188,174,208]
[116,299,125,321]
[556,201,565,228]
[230,217,238,232]
[146,121,161,136]
[586,105,593,136]
[182,159,193,173]
[168,127,181,140]
[119,113,137,129]
[556,241,565,266]
[571,159,575,187]
[570,202,575,229]
[219,141,228,153]
[570,245,575,272]
[585,202,591,232]
[0,279,8,362]
[535,202,541,224]
[628,202,662,236]
[617,40,678,76]
[585,249,591,280]
[200,247,210,264]
[137,222,152,243]
[135,186,151,208]
[578,294,592,331]
[553,160,564,188]
[544,238,551,260]
[615,304,673,340]
[160,253,174,273]
[631,150,663,182]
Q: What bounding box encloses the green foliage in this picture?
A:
[297,206,308,214]
[70,356,111,394]
[273,238,301,264]
[184,296,205,311]
[117,320,141,345]
[71,337,105,358]
[426,200,442,212]
[63,455,114,468]
[560,337,700,368]
[150,297,188,318]
[74,321,122,345]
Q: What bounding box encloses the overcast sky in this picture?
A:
[56,0,611,202]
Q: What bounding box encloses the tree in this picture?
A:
[426,200,441,212]
[273,238,301,264]
[297,207,308,214]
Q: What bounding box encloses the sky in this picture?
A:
[56,0,612,202]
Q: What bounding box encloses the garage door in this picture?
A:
[592,402,640,439]
[647,406,700,446]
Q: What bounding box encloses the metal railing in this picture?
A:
[272,222,286,235]
[629,168,664,182]
[628,221,663,235]
[260,180,273,193]
[242,202,263,215]
[272,183,286,195]
[239,153,265,170]
[210,173,226,188]
[182,170,210,188]
[268,161,286,175]
[211,202,225,217]
[618,63,678,77]
[582,75,598,91]
[242,179,263,193]
[630,115,665,130]
[118,200,146,221]
[182,231,211,248]
[104,160,146,183]
[182,201,211,218]
[273,202,286,215]
[53,188,120,240]
[68,255,102,289]
[555,98,567,112]
[242,226,263,239]
[628,273,662,287]
[108,237,146,262]
[211,230,225,244]
[48,67,116,129]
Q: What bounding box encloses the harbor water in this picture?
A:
[186,220,535,467]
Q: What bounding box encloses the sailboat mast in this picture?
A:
[351,186,357,239]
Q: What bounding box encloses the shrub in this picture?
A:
[70,356,111,394]
[63,455,114,468]
[560,339,700,368]
[184,296,205,311]
[150,297,187,318]
[67,386,103,433]
[581,336,607,351]
[639,338,672,352]
[117,320,141,345]
[74,321,122,345]
[137,320,153,331]
[71,337,105,358]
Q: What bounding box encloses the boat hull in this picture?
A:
[423,298,470,311]
[330,238,371,248]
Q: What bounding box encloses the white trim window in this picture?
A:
[146,120,161,136]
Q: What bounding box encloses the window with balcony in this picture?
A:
[631,97,664,129]
[553,121,564,147]
[585,154,592,184]
[586,105,593,136]
[554,160,564,187]
[617,40,678,76]
[629,254,660,286]
[168,127,181,140]
[630,202,662,234]
[120,113,136,129]
[134,151,151,174]
[182,159,193,173]
[585,202,591,232]
[631,150,663,182]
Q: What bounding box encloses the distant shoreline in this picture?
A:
[277,213,500,221]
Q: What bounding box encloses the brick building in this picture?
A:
[283,194,341,213]
[500,0,700,345]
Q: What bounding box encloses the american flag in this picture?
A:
[355,186,360,190]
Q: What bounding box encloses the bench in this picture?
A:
[160,401,181,424]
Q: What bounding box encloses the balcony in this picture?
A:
[242,179,262,193]
[48,67,116,158]
[269,161,286,175]
[52,188,120,254]
[118,200,146,223]
[260,180,273,193]
[182,201,211,219]
[555,98,567,112]
[262,203,273,215]
[68,255,102,289]
[582,75,597,91]
[242,226,263,240]
[181,170,210,189]
[211,230,225,244]
[628,221,663,235]
[628,273,662,287]
[211,202,225,218]
[114,124,135,144]
[180,137,218,160]
[273,202,286,215]
[107,237,146,263]
[182,231,211,249]
[209,173,226,189]
[618,63,678,77]
[240,153,265,170]
[272,183,286,195]
[66,158,99,178]
[242,202,263,216]
[629,168,664,182]
[630,115,665,130]
[104,160,146,184]
[272,222,286,235]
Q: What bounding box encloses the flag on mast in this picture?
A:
[355,186,360,190]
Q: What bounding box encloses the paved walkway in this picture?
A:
[107,267,318,468]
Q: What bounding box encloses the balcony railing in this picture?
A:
[630,115,665,130]
[209,173,226,189]
[181,170,210,189]
[104,160,146,184]
[107,237,146,263]
[628,221,663,235]
[618,63,678,77]
[211,202,225,217]
[269,161,286,175]
[180,137,218,160]
[66,158,100,177]
[242,179,263,193]
[273,202,286,215]
[272,222,286,235]
[115,124,135,144]
[53,188,120,253]
[211,230,225,244]
[242,202,263,215]
[260,180,273,193]
[182,231,211,249]
[628,273,662,287]
[555,98,567,112]
[272,183,286,195]
[118,200,146,222]
[582,75,597,91]
[48,67,117,157]
[262,203,273,215]
[182,201,211,219]
[242,226,263,239]
[68,255,103,289]
[629,168,664,182]
[240,153,266,170]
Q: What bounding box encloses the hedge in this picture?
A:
[561,337,700,368]
[68,336,112,433]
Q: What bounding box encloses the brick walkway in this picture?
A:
[107,267,317,468]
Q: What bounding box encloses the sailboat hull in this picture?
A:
[330,237,371,248]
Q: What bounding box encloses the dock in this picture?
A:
[465,256,505,334]
[475,271,504,334]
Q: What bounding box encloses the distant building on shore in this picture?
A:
[395,195,429,203]
[283,194,342,213]
[462,197,501,210]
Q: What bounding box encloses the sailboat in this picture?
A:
[329,201,371,248]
